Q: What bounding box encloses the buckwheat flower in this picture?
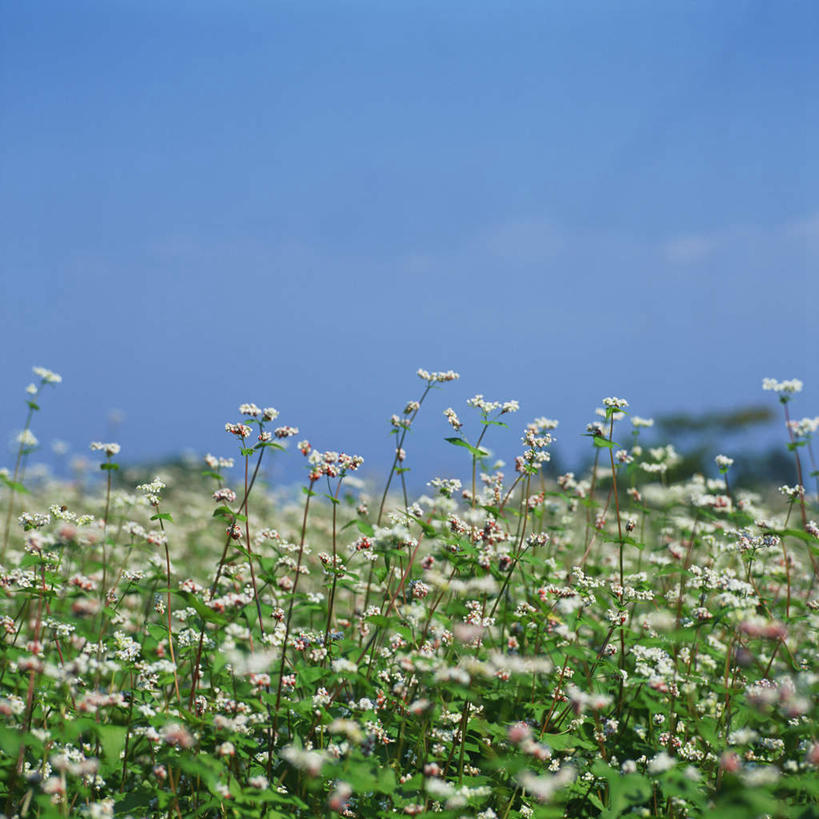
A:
[603,396,629,409]
[90,442,121,457]
[225,423,252,439]
[274,426,299,439]
[281,745,328,776]
[160,723,194,749]
[467,394,501,413]
[258,431,272,442]
[502,400,520,414]
[418,368,460,383]
[25,383,37,395]
[516,766,576,803]
[715,454,733,470]
[18,512,50,531]
[16,429,38,448]
[404,400,420,414]
[212,488,236,504]
[263,407,279,422]
[789,416,819,437]
[631,416,654,428]
[763,377,803,396]
[297,440,311,455]
[647,751,676,774]
[328,781,352,812]
[444,407,463,430]
[33,366,62,383]
[239,403,261,417]
[778,484,805,500]
[136,477,166,506]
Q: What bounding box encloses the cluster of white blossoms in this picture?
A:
[778,484,805,500]
[763,378,803,395]
[631,416,654,428]
[16,430,38,448]
[90,442,121,457]
[788,416,819,437]
[204,453,234,469]
[602,396,629,409]
[136,477,166,507]
[466,395,520,415]
[417,369,460,383]
[32,366,62,384]
[715,454,734,470]
[238,403,279,422]
[443,407,462,431]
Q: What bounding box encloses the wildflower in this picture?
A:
[161,723,194,749]
[16,429,38,448]
[715,454,733,470]
[90,442,121,457]
[33,366,62,383]
[417,369,459,383]
[631,416,653,427]
[778,484,805,500]
[763,377,803,397]
[274,426,299,439]
[647,751,676,774]
[136,477,166,507]
[328,781,352,812]
[444,407,463,430]
[516,766,576,802]
[225,423,252,439]
[280,745,328,776]
[602,396,629,409]
[239,403,261,417]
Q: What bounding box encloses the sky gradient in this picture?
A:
[1,1,817,486]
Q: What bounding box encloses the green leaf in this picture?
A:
[150,512,174,523]
[445,437,489,458]
[0,475,28,494]
[602,534,644,550]
[256,441,285,451]
[174,590,229,626]
[591,436,617,449]
[100,462,119,471]
[96,725,127,769]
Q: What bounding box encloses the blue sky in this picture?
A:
[1,1,817,486]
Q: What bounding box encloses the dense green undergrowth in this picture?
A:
[1,367,818,819]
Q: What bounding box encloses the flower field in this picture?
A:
[1,367,818,818]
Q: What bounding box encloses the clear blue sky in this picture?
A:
[1,1,817,485]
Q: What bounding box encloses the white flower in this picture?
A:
[16,429,38,448]
[631,416,654,428]
[602,396,629,409]
[763,377,803,395]
[32,366,62,383]
[417,369,459,383]
[90,442,121,457]
[715,454,733,470]
[647,751,676,774]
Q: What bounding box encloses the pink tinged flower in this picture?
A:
[508,722,533,745]
[225,423,252,439]
[328,782,352,812]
